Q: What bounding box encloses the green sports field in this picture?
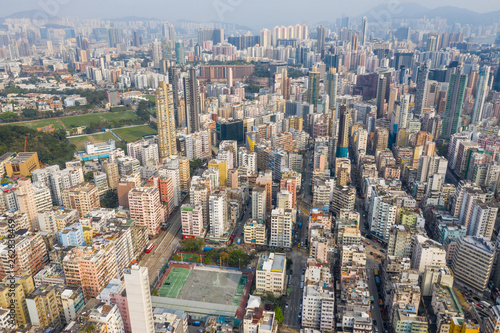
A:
[0,111,139,130]
[1,118,65,130]
[68,132,117,151]
[158,267,192,298]
[60,111,138,128]
[113,125,157,142]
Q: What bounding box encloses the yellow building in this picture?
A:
[83,226,94,246]
[208,159,228,186]
[26,285,61,328]
[289,116,303,131]
[5,152,41,177]
[450,317,480,333]
[0,282,30,327]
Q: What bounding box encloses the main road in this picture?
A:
[141,168,205,283]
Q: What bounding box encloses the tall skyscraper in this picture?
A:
[341,16,349,28]
[316,25,326,55]
[307,66,320,110]
[361,17,368,46]
[184,67,200,134]
[124,265,154,333]
[152,39,162,68]
[260,28,271,47]
[376,74,387,118]
[326,68,338,136]
[162,23,176,44]
[107,28,122,48]
[198,28,224,45]
[16,178,38,229]
[168,66,181,127]
[471,65,491,124]
[155,81,178,159]
[441,69,468,140]
[132,30,141,47]
[175,41,185,65]
[336,105,350,158]
[414,62,430,117]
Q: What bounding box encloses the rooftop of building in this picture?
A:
[9,152,37,163]
[459,236,494,254]
[258,252,285,272]
[0,152,15,164]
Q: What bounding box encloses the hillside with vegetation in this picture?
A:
[0,125,76,168]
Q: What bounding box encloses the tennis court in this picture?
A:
[158,267,191,298]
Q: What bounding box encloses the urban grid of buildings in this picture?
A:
[0,8,499,333]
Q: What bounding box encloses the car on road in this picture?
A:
[286,303,289,309]
[373,320,377,325]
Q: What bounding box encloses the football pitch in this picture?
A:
[158,267,249,306]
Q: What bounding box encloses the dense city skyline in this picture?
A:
[0,1,500,332]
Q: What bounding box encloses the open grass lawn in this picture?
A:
[113,125,157,142]
[143,94,155,103]
[61,111,138,128]
[69,132,117,151]
[1,111,139,130]
[0,118,65,130]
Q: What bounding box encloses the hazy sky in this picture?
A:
[1,0,499,28]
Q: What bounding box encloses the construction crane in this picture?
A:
[24,136,28,152]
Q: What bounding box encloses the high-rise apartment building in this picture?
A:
[308,66,320,110]
[336,105,350,158]
[441,69,468,140]
[128,186,163,236]
[63,245,118,301]
[270,208,295,248]
[181,204,205,238]
[256,253,286,296]
[452,236,495,293]
[124,265,154,333]
[209,188,228,239]
[414,62,429,117]
[156,81,178,160]
[184,68,200,134]
[61,183,99,218]
[471,65,491,124]
[16,178,38,229]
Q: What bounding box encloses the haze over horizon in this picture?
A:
[2,0,500,28]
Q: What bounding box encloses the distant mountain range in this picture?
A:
[357,3,500,26]
[1,9,57,21]
[1,4,499,29]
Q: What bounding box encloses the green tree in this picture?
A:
[22,108,38,119]
[275,307,284,324]
[0,112,19,123]
[84,171,94,182]
[100,189,118,208]
[286,258,293,270]
[181,238,205,253]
